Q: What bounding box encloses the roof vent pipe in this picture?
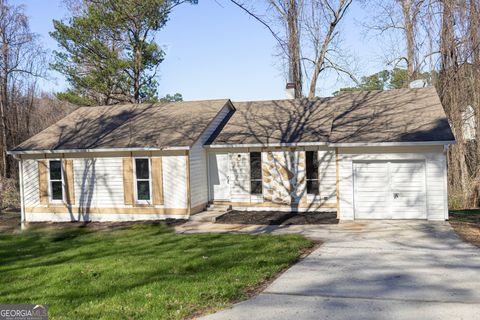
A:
[285,82,296,99]
[409,79,428,89]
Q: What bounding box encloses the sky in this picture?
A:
[12,0,386,101]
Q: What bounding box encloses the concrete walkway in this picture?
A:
[184,220,480,320]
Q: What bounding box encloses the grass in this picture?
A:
[449,209,480,247]
[0,223,312,319]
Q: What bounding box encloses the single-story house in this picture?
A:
[8,87,455,222]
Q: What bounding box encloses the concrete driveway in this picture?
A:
[201,221,480,320]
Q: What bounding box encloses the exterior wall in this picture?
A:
[208,147,338,211]
[190,105,232,211]
[337,145,448,221]
[20,151,189,222]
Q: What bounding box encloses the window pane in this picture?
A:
[135,159,149,180]
[250,152,262,180]
[51,181,63,200]
[137,181,150,200]
[49,160,62,180]
[306,151,318,180]
[307,180,319,195]
[250,181,263,194]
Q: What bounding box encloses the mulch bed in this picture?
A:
[215,210,338,225]
[0,211,186,233]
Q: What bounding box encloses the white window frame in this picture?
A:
[249,152,263,195]
[48,159,64,204]
[305,151,319,196]
[133,157,152,204]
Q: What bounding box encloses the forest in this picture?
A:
[0,0,478,210]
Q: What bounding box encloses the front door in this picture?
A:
[208,153,231,200]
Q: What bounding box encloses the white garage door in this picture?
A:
[353,161,426,219]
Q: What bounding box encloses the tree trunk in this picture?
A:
[401,0,417,84]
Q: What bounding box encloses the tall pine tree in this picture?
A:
[51,0,195,105]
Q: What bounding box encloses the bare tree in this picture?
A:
[230,0,355,97]
[0,0,47,177]
[363,0,430,84]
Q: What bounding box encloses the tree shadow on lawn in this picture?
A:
[0,223,311,319]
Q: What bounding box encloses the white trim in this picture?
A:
[133,157,152,205]
[206,142,328,149]
[443,145,449,220]
[7,146,189,155]
[328,141,455,147]
[18,160,26,227]
[206,141,455,149]
[47,159,65,204]
[249,151,263,196]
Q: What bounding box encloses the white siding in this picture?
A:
[318,150,337,204]
[229,152,252,202]
[190,105,232,208]
[73,158,96,208]
[22,159,39,207]
[163,155,188,208]
[73,158,123,208]
[338,146,448,221]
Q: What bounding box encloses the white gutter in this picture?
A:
[7,146,190,156]
[205,142,329,148]
[327,140,456,147]
[206,140,455,148]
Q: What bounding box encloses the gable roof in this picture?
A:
[209,87,455,146]
[11,99,232,152]
[9,87,455,154]
[329,87,455,144]
[209,98,336,145]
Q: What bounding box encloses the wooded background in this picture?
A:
[0,0,478,209]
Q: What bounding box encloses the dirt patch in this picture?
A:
[0,210,21,233]
[449,209,480,247]
[450,222,480,247]
[215,210,338,225]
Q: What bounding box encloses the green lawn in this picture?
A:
[0,223,312,319]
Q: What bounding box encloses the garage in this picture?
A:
[353,160,427,219]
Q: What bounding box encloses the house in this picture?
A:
[8,87,455,222]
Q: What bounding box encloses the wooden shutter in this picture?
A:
[123,157,134,205]
[64,160,75,205]
[151,157,164,205]
[38,160,49,205]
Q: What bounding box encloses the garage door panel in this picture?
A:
[354,161,426,220]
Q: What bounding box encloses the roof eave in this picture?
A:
[7,146,190,156]
[327,140,456,147]
[206,140,456,148]
[205,142,329,148]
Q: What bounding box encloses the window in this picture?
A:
[135,158,151,202]
[306,151,319,195]
[49,160,63,202]
[250,152,262,194]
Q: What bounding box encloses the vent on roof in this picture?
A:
[409,79,428,88]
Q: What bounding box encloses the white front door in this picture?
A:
[208,153,231,200]
[353,160,427,219]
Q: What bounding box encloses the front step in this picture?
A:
[189,210,226,222]
[206,202,232,211]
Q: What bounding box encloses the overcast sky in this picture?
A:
[12,0,388,101]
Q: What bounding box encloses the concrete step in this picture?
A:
[189,210,226,223]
